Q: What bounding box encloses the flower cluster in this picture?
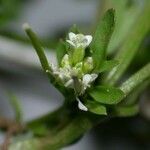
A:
[50,32,98,111]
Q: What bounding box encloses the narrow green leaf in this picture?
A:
[107,0,144,54]
[114,105,139,117]
[91,9,115,70]
[97,60,119,73]
[105,3,150,85]
[89,86,125,105]
[69,24,80,34]
[56,39,66,65]
[85,100,107,115]
[8,92,22,122]
[23,23,51,72]
[23,23,67,96]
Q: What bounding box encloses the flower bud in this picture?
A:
[83,57,94,73]
[72,62,83,78]
[61,54,70,67]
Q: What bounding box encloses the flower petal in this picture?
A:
[64,79,74,87]
[90,74,98,82]
[82,74,92,85]
[68,32,76,41]
[66,40,75,47]
[85,35,92,46]
[77,98,88,111]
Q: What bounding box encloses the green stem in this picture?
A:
[9,104,107,150]
[120,63,150,97]
[9,115,99,150]
[37,116,93,150]
[27,107,64,126]
[105,3,150,85]
[121,78,150,106]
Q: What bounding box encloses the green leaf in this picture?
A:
[8,92,22,122]
[89,86,125,105]
[0,0,21,26]
[69,24,80,34]
[105,3,150,85]
[91,9,115,70]
[23,23,51,72]
[56,39,66,65]
[85,100,107,115]
[23,24,67,96]
[107,0,144,54]
[97,60,119,73]
[114,105,139,117]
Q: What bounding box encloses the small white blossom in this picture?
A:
[54,67,72,81]
[76,97,88,111]
[38,29,98,111]
[66,32,92,49]
[81,74,98,93]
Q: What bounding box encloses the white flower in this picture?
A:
[76,97,88,111]
[66,32,92,49]
[55,67,72,81]
[81,74,98,93]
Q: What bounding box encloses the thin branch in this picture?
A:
[0,117,25,150]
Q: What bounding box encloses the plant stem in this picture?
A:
[105,3,150,85]
[120,63,150,97]
[9,106,107,150]
[9,115,97,150]
[37,116,93,150]
[121,78,150,106]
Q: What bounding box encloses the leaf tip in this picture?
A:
[22,23,31,31]
[107,8,115,15]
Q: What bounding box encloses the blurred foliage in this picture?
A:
[100,0,148,53]
[0,0,21,26]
